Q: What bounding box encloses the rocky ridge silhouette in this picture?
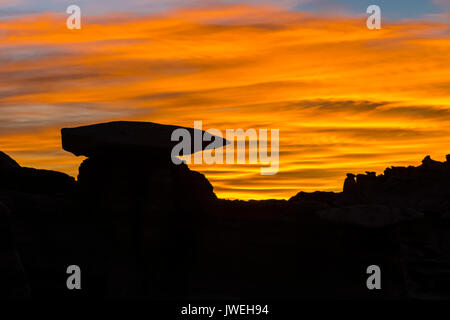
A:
[0,121,449,300]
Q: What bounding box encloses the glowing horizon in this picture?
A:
[0,3,449,200]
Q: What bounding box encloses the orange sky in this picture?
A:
[0,5,449,199]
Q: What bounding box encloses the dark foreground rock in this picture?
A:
[1,122,450,300]
[0,202,30,298]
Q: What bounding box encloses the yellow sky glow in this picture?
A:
[0,5,449,199]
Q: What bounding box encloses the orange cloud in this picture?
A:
[0,5,449,199]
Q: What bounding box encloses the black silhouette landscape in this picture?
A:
[1,121,450,300]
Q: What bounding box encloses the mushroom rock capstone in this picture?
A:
[61,121,228,203]
[61,120,228,158]
[61,121,230,203]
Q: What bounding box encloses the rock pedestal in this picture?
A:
[62,121,222,298]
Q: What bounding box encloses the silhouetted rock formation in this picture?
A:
[0,152,77,299]
[60,121,224,298]
[343,173,356,194]
[1,122,450,300]
[317,205,423,228]
[62,121,228,157]
[0,201,30,298]
[0,151,20,169]
[338,155,450,215]
[0,151,75,195]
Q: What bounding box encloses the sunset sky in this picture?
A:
[0,0,449,199]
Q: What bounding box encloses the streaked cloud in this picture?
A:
[0,4,449,199]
